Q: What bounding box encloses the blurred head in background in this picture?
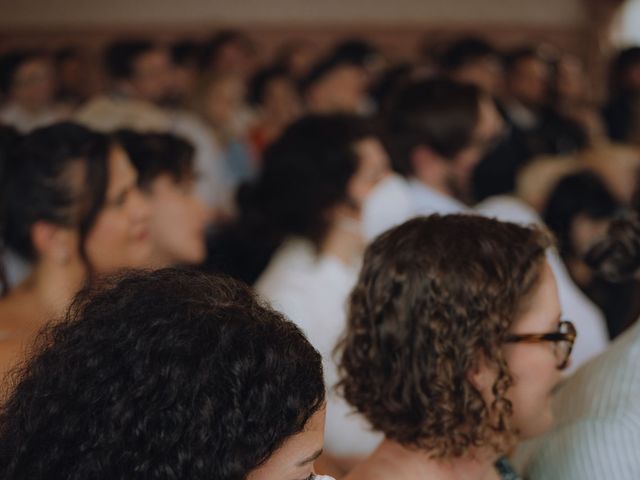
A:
[105,40,173,105]
[117,130,209,268]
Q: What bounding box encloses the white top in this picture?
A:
[476,195,609,373]
[362,174,414,241]
[0,102,66,133]
[514,319,640,480]
[256,238,383,457]
[407,178,469,217]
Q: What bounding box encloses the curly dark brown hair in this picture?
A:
[336,214,552,458]
[0,268,325,479]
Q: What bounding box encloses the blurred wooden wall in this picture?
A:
[0,0,627,96]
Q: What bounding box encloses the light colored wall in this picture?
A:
[0,0,586,28]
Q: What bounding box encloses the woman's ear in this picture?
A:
[468,354,498,405]
[31,221,76,265]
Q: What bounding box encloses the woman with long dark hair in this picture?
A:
[0,122,151,376]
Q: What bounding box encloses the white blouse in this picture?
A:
[256,238,383,457]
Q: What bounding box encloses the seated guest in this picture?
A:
[0,50,68,133]
[76,40,231,214]
[0,268,331,480]
[117,131,209,268]
[275,39,320,82]
[387,78,606,372]
[500,47,587,155]
[206,114,393,464]
[543,171,635,338]
[74,40,174,132]
[338,215,575,480]
[167,40,202,108]
[247,65,302,156]
[517,212,640,479]
[602,46,640,143]
[553,54,607,147]
[300,53,370,115]
[439,36,504,97]
[54,48,91,107]
[199,29,257,81]
[544,171,620,277]
[0,123,151,377]
[473,47,588,201]
[192,72,257,188]
[387,76,503,213]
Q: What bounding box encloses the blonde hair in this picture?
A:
[581,143,640,204]
[516,154,581,212]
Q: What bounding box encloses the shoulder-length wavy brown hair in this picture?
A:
[336,214,552,458]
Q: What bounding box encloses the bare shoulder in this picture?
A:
[0,336,29,397]
[0,300,39,386]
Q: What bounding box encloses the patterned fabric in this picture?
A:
[495,457,523,480]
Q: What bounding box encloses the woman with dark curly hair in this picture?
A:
[337,214,576,480]
[0,268,332,480]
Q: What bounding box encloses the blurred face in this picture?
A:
[263,76,302,125]
[309,65,368,113]
[58,55,88,98]
[84,146,152,273]
[11,57,55,111]
[213,40,256,79]
[286,43,319,80]
[557,56,587,103]
[205,75,246,128]
[453,55,504,96]
[347,137,392,207]
[449,97,502,201]
[248,408,326,480]
[508,57,550,108]
[169,63,199,102]
[130,48,173,104]
[145,174,209,267]
[502,262,563,439]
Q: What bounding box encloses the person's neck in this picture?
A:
[414,174,456,201]
[320,221,364,267]
[378,440,500,480]
[16,258,86,326]
[145,248,178,270]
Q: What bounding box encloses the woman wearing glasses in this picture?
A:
[336,214,576,480]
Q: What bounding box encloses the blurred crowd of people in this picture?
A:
[1,28,640,479]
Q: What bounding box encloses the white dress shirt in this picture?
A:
[256,238,383,457]
[0,102,66,133]
[407,178,469,216]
